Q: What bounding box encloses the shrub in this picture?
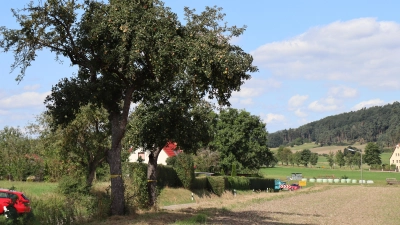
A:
[58,175,90,195]
[26,195,82,225]
[225,176,249,190]
[206,176,225,196]
[173,153,195,189]
[231,163,237,177]
[248,177,275,190]
[192,177,208,190]
[125,162,149,210]
[157,164,180,188]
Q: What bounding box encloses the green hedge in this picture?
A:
[248,177,275,190]
[123,162,181,188]
[192,177,208,189]
[157,164,181,188]
[225,176,250,190]
[206,176,225,196]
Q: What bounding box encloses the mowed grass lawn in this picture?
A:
[260,166,400,185]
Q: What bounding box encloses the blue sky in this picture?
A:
[1,0,400,133]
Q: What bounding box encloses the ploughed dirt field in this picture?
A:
[92,185,400,225]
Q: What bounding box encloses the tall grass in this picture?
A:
[0,181,111,225]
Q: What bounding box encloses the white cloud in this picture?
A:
[263,113,285,124]
[288,94,308,109]
[239,98,254,105]
[232,78,281,98]
[308,99,340,112]
[0,91,50,109]
[252,18,400,90]
[351,98,385,111]
[23,85,41,91]
[295,109,307,117]
[328,86,358,98]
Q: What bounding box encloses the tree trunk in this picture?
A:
[87,164,96,187]
[147,148,161,207]
[108,113,126,216]
[108,140,124,215]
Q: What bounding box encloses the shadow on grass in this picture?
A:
[190,188,213,198]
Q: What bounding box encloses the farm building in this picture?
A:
[128,142,179,165]
[389,144,400,172]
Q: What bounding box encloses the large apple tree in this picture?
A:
[0,0,257,215]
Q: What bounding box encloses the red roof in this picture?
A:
[163,142,178,157]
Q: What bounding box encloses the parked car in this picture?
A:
[0,189,31,215]
[290,184,301,191]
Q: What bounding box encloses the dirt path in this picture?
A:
[206,185,400,225]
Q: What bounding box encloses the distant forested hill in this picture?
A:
[268,101,400,148]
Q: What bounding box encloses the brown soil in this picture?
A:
[88,185,400,225]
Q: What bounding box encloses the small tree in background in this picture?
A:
[293,151,301,166]
[364,142,382,166]
[300,149,312,167]
[309,153,319,167]
[231,163,237,176]
[335,150,345,168]
[326,151,335,169]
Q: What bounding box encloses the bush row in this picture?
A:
[124,162,276,198]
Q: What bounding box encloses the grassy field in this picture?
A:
[0,180,58,197]
[271,142,368,154]
[260,166,400,185]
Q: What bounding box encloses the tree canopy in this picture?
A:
[364,142,382,166]
[209,108,272,171]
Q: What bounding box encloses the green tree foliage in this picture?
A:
[268,102,400,147]
[293,151,301,166]
[26,113,69,182]
[61,104,110,186]
[231,163,237,176]
[294,137,303,146]
[335,150,345,168]
[300,149,312,167]
[126,101,214,206]
[276,146,291,165]
[288,152,295,166]
[345,154,353,169]
[171,153,195,190]
[353,152,362,169]
[209,108,272,171]
[0,127,44,181]
[326,151,335,169]
[1,0,256,215]
[364,142,382,166]
[193,148,220,172]
[309,153,319,167]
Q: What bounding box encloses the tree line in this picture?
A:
[0,106,273,209]
[275,143,385,170]
[268,102,400,148]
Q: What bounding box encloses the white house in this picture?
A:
[128,142,179,165]
[389,144,400,172]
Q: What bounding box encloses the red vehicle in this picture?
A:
[280,183,301,191]
[0,189,31,214]
[289,184,301,191]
